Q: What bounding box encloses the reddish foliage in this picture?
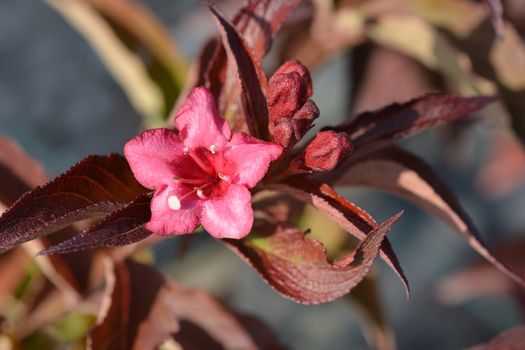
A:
[226,213,402,304]
[267,178,410,297]
[0,154,147,252]
[89,259,284,350]
[0,0,520,328]
[335,147,525,289]
[0,137,96,293]
[328,94,496,154]
[4,1,525,348]
[37,194,153,256]
[197,0,302,134]
[234,0,304,61]
[210,4,269,140]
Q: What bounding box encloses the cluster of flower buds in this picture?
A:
[268,60,352,173]
[267,60,319,149]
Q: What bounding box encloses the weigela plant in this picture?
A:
[0,0,524,348]
[0,0,523,300]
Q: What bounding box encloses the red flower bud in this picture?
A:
[267,60,313,121]
[273,60,312,97]
[271,118,295,148]
[293,99,319,127]
[304,131,352,171]
[270,100,319,149]
[267,72,306,120]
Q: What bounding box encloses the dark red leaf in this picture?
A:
[201,40,228,112]
[328,94,495,154]
[468,325,525,350]
[234,0,303,61]
[0,137,95,294]
[0,154,147,252]
[195,38,222,88]
[336,146,525,289]
[89,258,283,350]
[37,194,152,256]
[483,0,505,39]
[195,1,301,134]
[226,213,402,304]
[265,178,410,297]
[89,258,176,350]
[209,4,269,140]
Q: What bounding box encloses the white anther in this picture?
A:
[168,195,181,211]
[183,147,189,154]
[196,188,208,199]
[210,144,216,154]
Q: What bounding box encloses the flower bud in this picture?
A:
[304,131,352,171]
[270,99,319,149]
[267,60,313,121]
[267,72,306,120]
[293,99,319,128]
[273,60,312,97]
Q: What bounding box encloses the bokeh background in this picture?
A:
[1,0,524,349]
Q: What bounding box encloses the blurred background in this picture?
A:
[1,0,525,349]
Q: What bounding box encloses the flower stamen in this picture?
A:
[167,182,215,211]
[168,195,181,211]
[196,188,208,199]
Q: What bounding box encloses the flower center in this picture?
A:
[168,144,231,211]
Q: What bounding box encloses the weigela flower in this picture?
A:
[124,87,283,239]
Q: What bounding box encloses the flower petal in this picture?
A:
[225,132,283,188]
[201,184,253,239]
[146,184,201,236]
[124,128,193,189]
[174,87,232,150]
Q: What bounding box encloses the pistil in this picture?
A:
[168,179,220,211]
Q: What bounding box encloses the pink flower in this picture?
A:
[124,87,283,239]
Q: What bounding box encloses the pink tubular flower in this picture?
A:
[124,87,283,239]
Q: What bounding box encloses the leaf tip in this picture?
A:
[388,210,404,225]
